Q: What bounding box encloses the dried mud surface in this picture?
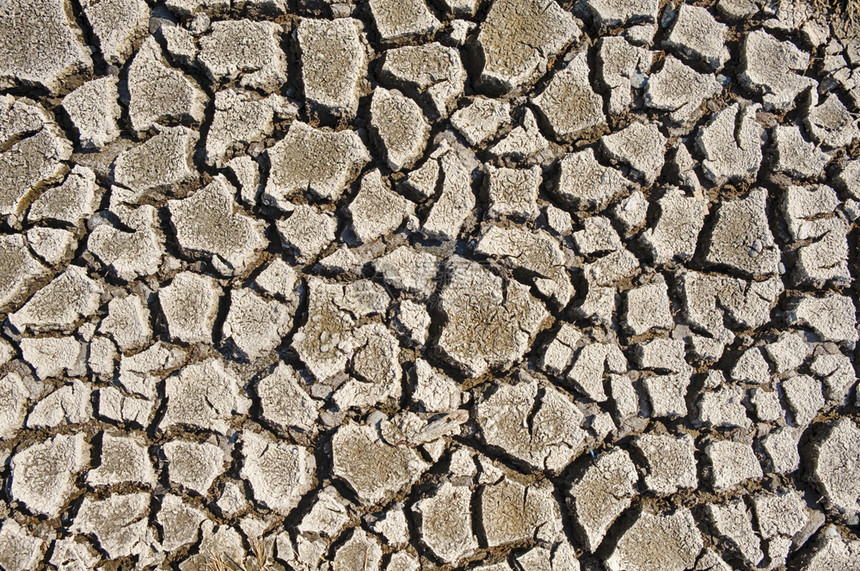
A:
[0,0,859,570]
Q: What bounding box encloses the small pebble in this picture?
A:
[189,13,211,35]
[631,73,648,88]
[778,262,787,274]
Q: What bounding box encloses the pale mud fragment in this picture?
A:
[394,300,432,347]
[563,339,627,402]
[772,125,830,179]
[476,0,580,94]
[596,36,653,116]
[704,188,780,278]
[297,17,365,122]
[10,432,87,518]
[168,175,266,277]
[20,336,83,380]
[276,205,337,263]
[752,488,811,567]
[87,432,156,487]
[761,426,800,474]
[787,293,857,347]
[28,165,98,227]
[205,89,296,167]
[605,508,703,571]
[695,102,763,185]
[696,385,750,429]
[159,271,222,344]
[180,521,244,571]
[97,386,155,427]
[533,51,606,142]
[640,187,708,265]
[538,323,582,376]
[0,0,92,93]
[254,258,297,299]
[160,357,250,434]
[582,0,660,31]
[348,170,415,244]
[572,215,623,256]
[368,0,439,44]
[435,256,548,378]
[475,225,572,309]
[72,493,152,560]
[410,359,463,413]
[781,184,851,287]
[126,37,206,134]
[332,421,429,505]
[810,352,857,406]
[241,429,315,515]
[0,234,49,312]
[808,418,860,522]
[197,20,287,92]
[0,520,46,571]
[600,121,666,184]
[781,374,824,427]
[387,551,421,571]
[62,78,122,150]
[157,494,208,552]
[798,525,860,570]
[477,374,586,472]
[488,108,550,162]
[421,150,476,241]
[515,541,581,571]
[568,448,638,551]
[27,379,91,428]
[112,125,198,202]
[805,95,860,149]
[484,165,541,221]
[451,97,511,146]
[0,97,72,217]
[739,29,816,110]
[622,274,673,336]
[257,362,319,433]
[292,278,357,382]
[706,499,764,566]
[414,481,477,565]
[645,56,722,125]
[633,433,697,494]
[370,88,429,172]
[49,536,100,571]
[334,323,402,409]
[163,439,228,495]
[373,246,440,298]
[264,121,370,206]
[706,439,763,492]
[298,485,352,539]
[480,476,562,547]
[26,226,75,267]
[664,3,729,70]
[332,528,383,570]
[82,0,150,66]
[159,24,198,66]
[555,147,634,212]
[678,270,783,341]
[10,265,102,334]
[380,42,465,119]
[731,347,771,384]
[88,204,165,280]
[222,288,293,359]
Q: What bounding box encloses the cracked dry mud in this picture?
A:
[0,0,859,570]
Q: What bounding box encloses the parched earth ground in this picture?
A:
[0,0,860,569]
